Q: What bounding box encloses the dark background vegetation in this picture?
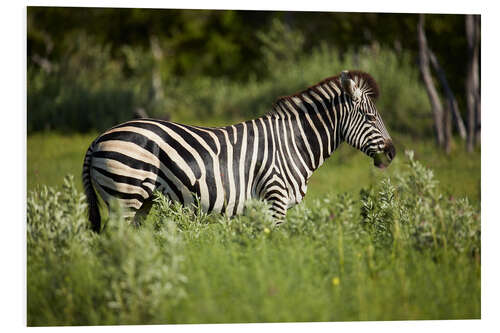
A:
[27,9,467,82]
[27,8,475,143]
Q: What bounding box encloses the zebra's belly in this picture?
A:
[91,149,257,217]
[157,179,256,216]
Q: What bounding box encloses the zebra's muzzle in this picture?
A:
[384,140,396,161]
[373,141,396,169]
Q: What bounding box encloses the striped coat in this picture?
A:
[83,70,395,232]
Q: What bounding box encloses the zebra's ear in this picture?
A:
[340,70,362,101]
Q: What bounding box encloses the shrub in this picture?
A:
[27,34,137,133]
[27,152,479,325]
[359,150,481,256]
[27,176,187,325]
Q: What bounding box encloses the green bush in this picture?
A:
[360,150,480,255]
[27,153,479,325]
[27,34,137,133]
[27,176,187,325]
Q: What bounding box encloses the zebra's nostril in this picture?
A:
[384,141,396,160]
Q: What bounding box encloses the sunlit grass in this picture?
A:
[27,132,97,192]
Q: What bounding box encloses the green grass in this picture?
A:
[26,152,481,325]
[27,132,97,192]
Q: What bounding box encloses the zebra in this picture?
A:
[82,70,395,232]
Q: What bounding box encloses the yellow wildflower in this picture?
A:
[332,277,340,286]
[264,227,271,234]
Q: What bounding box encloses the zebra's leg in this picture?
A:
[133,197,154,226]
[259,172,290,225]
[90,169,156,229]
[263,189,289,226]
[269,201,288,226]
[106,198,149,228]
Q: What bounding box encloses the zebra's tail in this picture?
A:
[82,141,101,233]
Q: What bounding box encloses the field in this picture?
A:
[27,131,481,325]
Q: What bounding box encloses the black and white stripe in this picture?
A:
[82,70,395,232]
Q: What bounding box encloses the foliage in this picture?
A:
[256,17,305,72]
[27,34,135,133]
[27,176,187,325]
[28,10,438,137]
[148,44,432,136]
[27,153,480,325]
[27,175,91,254]
[360,151,480,255]
[27,8,470,93]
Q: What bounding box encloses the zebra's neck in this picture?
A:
[262,81,348,203]
[268,83,347,172]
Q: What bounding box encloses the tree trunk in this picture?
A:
[465,15,480,152]
[443,102,452,154]
[418,14,445,148]
[150,35,165,103]
[428,49,467,140]
[474,16,481,146]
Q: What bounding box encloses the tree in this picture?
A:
[418,15,447,151]
[428,49,467,140]
[418,14,475,153]
[465,15,481,152]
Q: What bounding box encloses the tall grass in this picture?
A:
[27,152,480,325]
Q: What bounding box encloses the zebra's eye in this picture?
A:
[365,114,377,122]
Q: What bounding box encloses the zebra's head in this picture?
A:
[339,70,395,168]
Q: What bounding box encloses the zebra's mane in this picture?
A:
[268,70,379,116]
